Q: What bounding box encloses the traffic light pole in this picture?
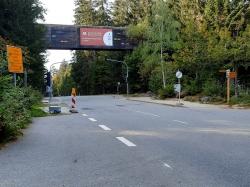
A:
[107,59,129,96]
[49,61,70,103]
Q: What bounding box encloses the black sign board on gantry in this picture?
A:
[44,24,135,50]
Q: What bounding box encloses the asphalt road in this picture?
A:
[0,95,250,187]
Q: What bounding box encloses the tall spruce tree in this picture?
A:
[0,0,46,90]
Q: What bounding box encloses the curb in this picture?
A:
[127,97,250,110]
[127,98,187,108]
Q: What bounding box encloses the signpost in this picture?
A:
[176,70,183,104]
[226,70,230,104]
[7,45,23,87]
[225,70,237,104]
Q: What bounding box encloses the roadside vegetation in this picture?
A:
[52,0,249,105]
[0,0,46,143]
[0,76,45,143]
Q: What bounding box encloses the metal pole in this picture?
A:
[160,20,166,88]
[13,73,17,87]
[50,70,53,102]
[24,68,27,87]
[178,78,181,104]
[226,70,230,104]
[107,59,129,96]
[124,62,129,96]
[227,77,230,104]
[48,60,72,103]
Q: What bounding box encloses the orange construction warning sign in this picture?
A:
[7,45,23,73]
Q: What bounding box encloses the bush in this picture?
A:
[149,70,163,94]
[230,94,250,106]
[184,80,200,95]
[202,79,222,97]
[0,77,43,142]
[30,106,47,117]
[0,87,31,141]
[158,84,175,99]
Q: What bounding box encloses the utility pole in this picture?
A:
[156,14,166,89]
[160,20,166,88]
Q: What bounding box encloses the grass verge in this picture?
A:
[30,105,47,117]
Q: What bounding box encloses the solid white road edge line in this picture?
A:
[88,118,97,122]
[82,114,88,117]
[173,120,188,124]
[99,125,111,131]
[116,137,136,147]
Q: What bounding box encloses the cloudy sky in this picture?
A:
[41,0,75,69]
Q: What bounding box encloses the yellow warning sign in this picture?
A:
[7,45,23,73]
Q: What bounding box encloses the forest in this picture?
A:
[53,0,250,104]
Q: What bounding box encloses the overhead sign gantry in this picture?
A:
[44,24,136,50]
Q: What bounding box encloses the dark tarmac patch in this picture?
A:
[81,107,94,110]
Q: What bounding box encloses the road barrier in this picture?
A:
[69,88,78,113]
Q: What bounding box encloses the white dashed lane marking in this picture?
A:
[116,137,136,147]
[173,120,188,125]
[88,118,97,122]
[120,108,160,117]
[134,110,160,117]
[163,162,173,169]
[82,114,88,117]
[99,125,111,131]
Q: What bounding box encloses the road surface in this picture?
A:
[0,95,250,187]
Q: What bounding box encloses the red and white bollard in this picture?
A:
[69,88,78,113]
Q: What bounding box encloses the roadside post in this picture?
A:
[117,82,120,95]
[7,45,24,87]
[226,70,237,104]
[226,70,230,104]
[175,70,183,104]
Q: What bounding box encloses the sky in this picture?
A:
[40,0,75,70]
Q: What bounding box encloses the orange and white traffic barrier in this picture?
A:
[69,88,78,113]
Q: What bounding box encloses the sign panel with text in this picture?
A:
[7,45,23,73]
[80,28,113,47]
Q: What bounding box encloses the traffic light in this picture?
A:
[44,70,51,87]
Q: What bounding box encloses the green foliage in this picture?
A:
[158,84,175,99]
[202,79,223,97]
[30,106,47,117]
[53,62,75,96]
[0,75,42,142]
[184,80,201,96]
[149,68,162,94]
[72,0,250,99]
[0,0,46,90]
[230,94,250,106]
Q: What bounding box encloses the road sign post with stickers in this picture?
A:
[176,70,183,104]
